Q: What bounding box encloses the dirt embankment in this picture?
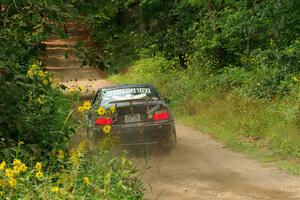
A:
[44,24,300,200]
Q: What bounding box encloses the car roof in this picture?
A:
[100,84,156,90]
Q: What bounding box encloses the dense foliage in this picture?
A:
[1,0,300,196]
[77,0,300,99]
[0,1,144,198]
[0,0,74,160]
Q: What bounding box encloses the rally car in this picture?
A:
[88,84,177,151]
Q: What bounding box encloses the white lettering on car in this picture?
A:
[105,88,151,97]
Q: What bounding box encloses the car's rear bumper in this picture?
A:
[110,120,175,146]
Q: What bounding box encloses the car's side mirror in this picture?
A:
[164,98,171,104]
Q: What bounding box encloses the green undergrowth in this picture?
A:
[109,56,300,175]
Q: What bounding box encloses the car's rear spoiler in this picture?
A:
[109,98,150,104]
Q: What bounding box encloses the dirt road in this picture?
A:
[44,25,300,200]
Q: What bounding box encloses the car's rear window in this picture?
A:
[101,86,159,104]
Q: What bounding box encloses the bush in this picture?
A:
[0,1,145,198]
[0,0,74,161]
[0,141,143,199]
[0,62,75,161]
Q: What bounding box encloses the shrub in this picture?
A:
[0,143,143,199]
[0,62,75,161]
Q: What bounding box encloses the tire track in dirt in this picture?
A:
[44,24,300,200]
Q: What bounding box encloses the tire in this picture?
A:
[160,128,177,153]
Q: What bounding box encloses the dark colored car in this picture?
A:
[89,84,177,151]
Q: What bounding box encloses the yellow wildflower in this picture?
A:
[18,141,24,145]
[36,171,43,178]
[82,101,91,110]
[70,149,80,166]
[8,178,17,188]
[42,79,49,85]
[77,106,85,112]
[97,107,106,116]
[36,95,46,105]
[27,69,34,78]
[102,125,111,134]
[0,161,6,171]
[51,186,59,193]
[27,64,39,78]
[31,64,39,70]
[78,101,92,112]
[13,159,21,167]
[77,85,84,91]
[38,70,45,78]
[68,88,76,93]
[57,150,65,159]
[83,176,90,185]
[13,164,26,175]
[110,106,116,114]
[13,166,21,175]
[19,163,27,172]
[5,168,14,178]
[35,162,42,171]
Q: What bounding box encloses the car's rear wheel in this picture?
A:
[160,128,177,152]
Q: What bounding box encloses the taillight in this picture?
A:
[153,110,169,121]
[96,117,112,125]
